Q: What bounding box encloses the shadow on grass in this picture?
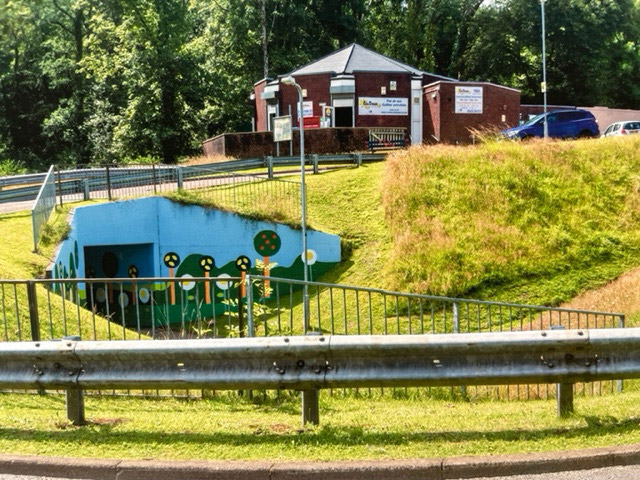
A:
[2,415,639,449]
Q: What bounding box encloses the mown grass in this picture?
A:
[1,388,640,461]
[382,137,640,306]
[0,202,141,341]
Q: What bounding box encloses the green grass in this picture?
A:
[0,202,141,341]
[1,389,640,461]
[382,137,640,305]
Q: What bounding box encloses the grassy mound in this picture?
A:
[382,137,640,304]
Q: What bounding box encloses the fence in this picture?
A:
[368,128,407,151]
[30,165,57,252]
[2,328,639,426]
[0,153,381,207]
[0,275,625,401]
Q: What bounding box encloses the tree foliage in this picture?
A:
[1,0,640,169]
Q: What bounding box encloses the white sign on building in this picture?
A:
[299,101,314,118]
[358,97,408,116]
[455,86,483,114]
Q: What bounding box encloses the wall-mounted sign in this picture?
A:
[358,97,408,116]
[390,81,397,91]
[454,86,483,114]
[273,115,292,142]
[298,100,313,118]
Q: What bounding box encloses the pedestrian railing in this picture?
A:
[30,165,57,252]
[0,275,625,402]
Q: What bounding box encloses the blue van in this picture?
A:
[503,109,599,139]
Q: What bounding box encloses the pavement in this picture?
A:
[2,443,640,480]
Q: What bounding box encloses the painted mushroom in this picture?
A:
[235,255,251,297]
[253,230,281,297]
[163,252,180,305]
[199,255,215,304]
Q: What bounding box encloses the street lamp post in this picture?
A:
[541,0,548,139]
[281,75,309,330]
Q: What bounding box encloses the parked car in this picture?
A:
[503,109,599,140]
[601,121,640,137]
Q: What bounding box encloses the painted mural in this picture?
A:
[50,197,340,329]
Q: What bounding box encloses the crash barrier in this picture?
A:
[0,276,624,403]
[0,328,637,426]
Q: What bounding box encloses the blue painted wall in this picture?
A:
[53,197,340,282]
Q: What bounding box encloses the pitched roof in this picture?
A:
[286,43,455,81]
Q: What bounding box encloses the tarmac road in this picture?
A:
[468,465,640,480]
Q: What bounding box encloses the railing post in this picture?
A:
[266,156,274,179]
[312,154,319,174]
[105,165,112,201]
[355,152,362,167]
[152,164,158,195]
[246,275,254,337]
[27,281,40,341]
[82,178,90,201]
[56,165,63,207]
[237,283,244,337]
[177,166,184,189]
[63,335,85,425]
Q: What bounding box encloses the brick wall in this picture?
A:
[202,127,373,159]
[426,82,520,144]
[280,74,332,127]
[354,72,412,129]
[253,80,269,132]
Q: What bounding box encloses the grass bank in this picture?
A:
[382,137,640,306]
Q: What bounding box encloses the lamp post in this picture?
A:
[280,75,309,330]
[541,0,548,139]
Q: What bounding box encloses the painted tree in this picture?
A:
[253,230,280,297]
[199,255,214,304]
[163,252,180,304]
[235,255,251,297]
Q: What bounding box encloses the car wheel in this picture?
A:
[520,135,534,141]
[578,130,593,138]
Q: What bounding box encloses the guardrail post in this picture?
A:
[551,325,574,417]
[152,164,158,194]
[311,154,319,174]
[618,314,625,393]
[246,275,254,337]
[452,302,466,399]
[26,281,40,341]
[237,283,245,337]
[354,153,362,167]
[105,165,112,201]
[177,166,184,189]
[266,156,274,179]
[302,390,320,426]
[63,335,85,425]
[82,178,90,201]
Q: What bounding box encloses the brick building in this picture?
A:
[251,44,520,147]
[251,43,455,145]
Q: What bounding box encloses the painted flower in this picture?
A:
[95,287,106,303]
[301,249,317,265]
[179,274,196,291]
[138,288,150,304]
[216,273,232,290]
[117,292,129,308]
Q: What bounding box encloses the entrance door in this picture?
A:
[335,107,353,127]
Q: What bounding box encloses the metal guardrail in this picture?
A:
[0,153,383,205]
[1,275,624,403]
[0,328,637,425]
[30,165,57,251]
